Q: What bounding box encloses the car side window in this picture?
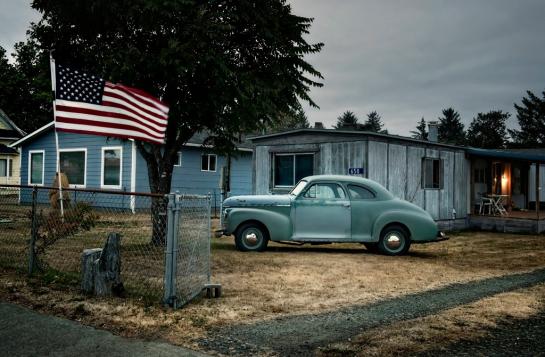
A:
[303,183,346,200]
[347,184,376,200]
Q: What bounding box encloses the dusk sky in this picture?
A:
[2,0,545,135]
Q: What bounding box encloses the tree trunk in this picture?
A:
[151,196,168,246]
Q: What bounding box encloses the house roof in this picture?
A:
[10,122,253,152]
[249,128,464,149]
[0,109,26,140]
[0,143,18,155]
[466,147,545,163]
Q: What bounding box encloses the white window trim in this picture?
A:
[101,146,123,189]
[174,152,182,167]
[201,154,217,172]
[28,150,45,186]
[273,152,315,188]
[57,148,87,188]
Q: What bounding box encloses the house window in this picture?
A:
[201,154,216,172]
[59,149,86,187]
[422,157,442,189]
[274,153,314,187]
[0,159,7,177]
[29,151,44,185]
[102,147,122,188]
[174,152,182,167]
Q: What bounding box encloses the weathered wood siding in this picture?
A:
[367,141,388,187]
[387,144,407,199]
[254,146,270,194]
[320,141,366,175]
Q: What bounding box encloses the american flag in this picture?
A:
[54,63,169,144]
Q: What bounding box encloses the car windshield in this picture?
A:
[290,180,308,196]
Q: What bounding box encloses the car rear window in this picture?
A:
[347,184,376,199]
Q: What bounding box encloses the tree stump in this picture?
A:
[81,248,102,294]
[80,233,124,296]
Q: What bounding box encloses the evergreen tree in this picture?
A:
[509,90,545,147]
[0,44,51,133]
[438,108,466,145]
[362,111,387,133]
[334,110,359,129]
[410,118,428,140]
[466,111,509,149]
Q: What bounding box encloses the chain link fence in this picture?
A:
[0,184,212,306]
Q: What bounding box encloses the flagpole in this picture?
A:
[50,53,64,217]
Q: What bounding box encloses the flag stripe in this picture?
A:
[55,109,166,137]
[55,116,165,140]
[102,94,167,123]
[106,83,169,113]
[104,86,168,119]
[55,103,167,133]
[55,122,164,144]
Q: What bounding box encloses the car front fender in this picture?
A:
[224,207,292,241]
[372,210,438,242]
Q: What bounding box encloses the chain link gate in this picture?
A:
[163,193,217,308]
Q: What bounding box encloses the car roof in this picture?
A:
[301,175,394,199]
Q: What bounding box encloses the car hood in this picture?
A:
[223,195,292,208]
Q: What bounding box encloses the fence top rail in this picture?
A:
[0,184,166,198]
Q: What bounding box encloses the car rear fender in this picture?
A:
[372,210,438,242]
[226,208,292,241]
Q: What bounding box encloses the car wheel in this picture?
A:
[378,225,411,256]
[235,223,269,252]
[363,243,379,253]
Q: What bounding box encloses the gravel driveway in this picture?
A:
[199,268,545,356]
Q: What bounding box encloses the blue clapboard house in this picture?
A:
[10,122,253,210]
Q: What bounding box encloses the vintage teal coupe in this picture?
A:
[221,175,447,255]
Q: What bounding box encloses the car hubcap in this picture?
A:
[385,233,402,250]
[243,229,261,247]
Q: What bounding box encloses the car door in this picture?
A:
[293,182,351,240]
[347,184,380,241]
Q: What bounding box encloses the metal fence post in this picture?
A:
[207,193,212,283]
[163,193,177,306]
[28,186,38,275]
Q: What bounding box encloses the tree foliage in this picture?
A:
[29,0,323,195]
[509,90,545,147]
[362,111,387,133]
[0,43,51,133]
[410,117,428,140]
[334,110,359,129]
[466,110,509,149]
[438,107,466,145]
[265,101,310,133]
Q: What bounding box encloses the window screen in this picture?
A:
[0,159,6,177]
[103,148,121,187]
[60,151,86,186]
[30,152,44,185]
